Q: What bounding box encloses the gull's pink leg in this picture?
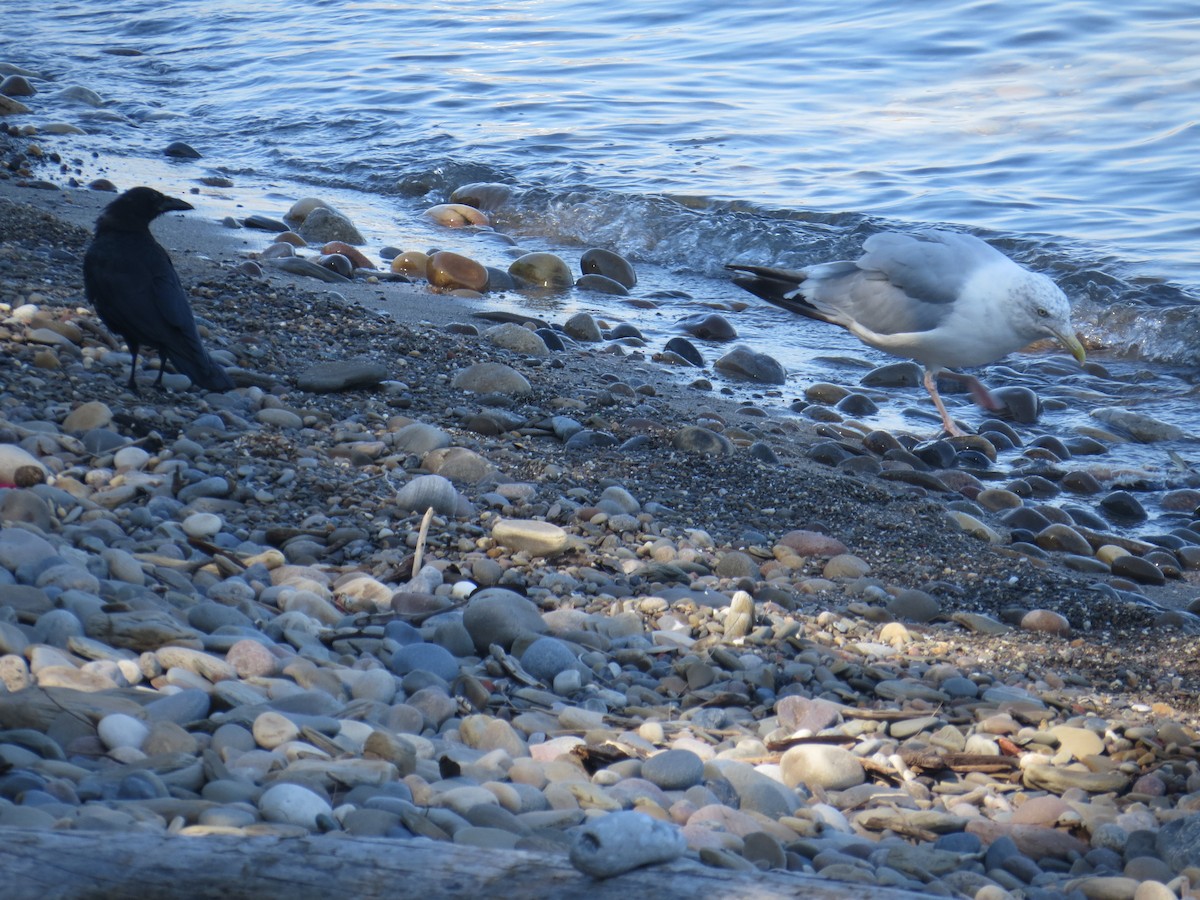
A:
[923,369,966,437]
[936,370,1002,411]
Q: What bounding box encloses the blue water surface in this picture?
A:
[9,0,1200,372]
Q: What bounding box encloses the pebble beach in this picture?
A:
[6,86,1200,900]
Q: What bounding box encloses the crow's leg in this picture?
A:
[154,351,168,390]
[126,342,142,394]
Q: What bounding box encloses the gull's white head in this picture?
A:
[1013,271,1086,364]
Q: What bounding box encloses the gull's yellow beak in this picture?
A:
[1055,329,1087,365]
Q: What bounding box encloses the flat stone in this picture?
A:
[967,820,1089,860]
[296,358,387,393]
[1022,763,1130,794]
[252,711,300,750]
[491,519,569,557]
[1035,523,1094,556]
[778,530,849,557]
[62,400,113,432]
[1091,407,1186,442]
[677,313,737,342]
[362,730,417,775]
[1049,725,1105,760]
[392,422,451,456]
[951,612,1011,635]
[874,679,948,703]
[1110,554,1167,585]
[508,252,573,290]
[580,248,637,288]
[427,250,488,291]
[458,715,528,758]
[451,362,532,396]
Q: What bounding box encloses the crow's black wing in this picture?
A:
[84,230,233,391]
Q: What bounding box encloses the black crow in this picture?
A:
[83,186,234,393]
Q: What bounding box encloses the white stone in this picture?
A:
[491,518,569,557]
[97,713,149,751]
[0,444,47,484]
[258,782,332,829]
[113,445,151,471]
[553,669,582,695]
[182,512,223,539]
[779,744,866,790]
[252,711,300,749]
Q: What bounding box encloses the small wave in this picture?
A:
[1090,304,1200,366]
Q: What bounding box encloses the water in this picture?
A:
[8,0,1200,495]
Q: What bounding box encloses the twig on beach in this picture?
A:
[412,505,434,575]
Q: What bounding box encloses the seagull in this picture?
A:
[727,229,1086,436]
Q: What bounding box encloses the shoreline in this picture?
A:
[6,103,1200,899]
[2,117,1200,697]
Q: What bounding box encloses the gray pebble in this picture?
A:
[569,810,686,878]
[641,748,705,791]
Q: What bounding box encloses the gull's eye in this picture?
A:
[1035,307,1049,318]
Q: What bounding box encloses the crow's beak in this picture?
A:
[158,195,194,213]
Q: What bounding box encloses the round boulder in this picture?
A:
[580,248,637,288]
[671,426,733,456]
[259,783,332,830]
[427,250,488,291]
[715,345,787,384]
[485,322,550,355]
[297,206,364,245]
[641,749,705,791]
[519,636,578,683]
[451,362,532,396]
[462,587,548,653]
[509,252,573,290]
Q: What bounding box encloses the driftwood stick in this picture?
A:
[0,830,936,897]
[411,505,435,575]
[0,827,934,900]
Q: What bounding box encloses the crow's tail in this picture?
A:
[163,345,235,392]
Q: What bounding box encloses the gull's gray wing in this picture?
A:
[799,230,1008,336]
